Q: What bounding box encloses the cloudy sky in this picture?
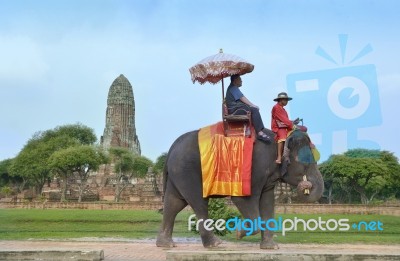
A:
[1,0,399,162]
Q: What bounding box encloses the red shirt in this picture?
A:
[271,103,293,133]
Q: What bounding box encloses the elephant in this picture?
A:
[156,128,324,249]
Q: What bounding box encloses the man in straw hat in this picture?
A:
[271,92,300,164]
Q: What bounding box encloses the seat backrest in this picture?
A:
[222,102,229,117]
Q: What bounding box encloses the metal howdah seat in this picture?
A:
[222,102,252,137]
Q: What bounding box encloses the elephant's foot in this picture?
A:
[236,228,260,240]
[202,235,222,248]
[260,238,279,250]
[156,233,176,248]
[236,229,244,240]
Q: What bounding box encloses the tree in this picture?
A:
[343,149,400,200]
[320,165,334,204]
[10,136,76,195]
[320,159,358,204]
[377,151,400,199]
[319,149,399,204]
[40,123,97,145]
[9,123,97,196]
[0,158,25,195]
[152,152,167,196]
[49,145,108,202]
[131,156,154,179]
[109,147,153,202]
[154,152,167,175]
[0,159,13,187]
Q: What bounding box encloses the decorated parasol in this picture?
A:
[189,49,254,101]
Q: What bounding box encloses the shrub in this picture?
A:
[191,198,240,236]
[0,186,13,197]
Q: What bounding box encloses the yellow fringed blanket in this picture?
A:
[198,122,253,198]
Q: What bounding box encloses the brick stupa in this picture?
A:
[101,74,141,154]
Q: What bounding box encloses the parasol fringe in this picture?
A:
[189,52,254,85]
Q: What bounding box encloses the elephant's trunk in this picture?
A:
[296,167,324,203]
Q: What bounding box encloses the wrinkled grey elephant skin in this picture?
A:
[156,129,324,249]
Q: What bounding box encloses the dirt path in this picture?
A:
[0,239,399,261]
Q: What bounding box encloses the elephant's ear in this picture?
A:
[283,134,294,155]
[281,158,289,177]
[297,146,315,164]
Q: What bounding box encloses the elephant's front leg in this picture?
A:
[231,196,260,239]
[259,187,279,249]
[190,199,222,248]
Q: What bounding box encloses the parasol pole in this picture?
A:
[221,77,225,103]
[220,48,224,103]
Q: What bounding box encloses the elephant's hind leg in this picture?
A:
[156,181,187,248]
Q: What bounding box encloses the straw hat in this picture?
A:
[273,92,293,102]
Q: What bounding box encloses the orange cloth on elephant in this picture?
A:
[198,122,253,198]
[271,103,294,142]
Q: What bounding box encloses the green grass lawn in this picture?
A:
[225,213,400,244]
[0,209,398,244]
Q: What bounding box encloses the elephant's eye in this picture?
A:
[297,146,315,164]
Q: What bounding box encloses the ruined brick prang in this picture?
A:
[101,74,141,155]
